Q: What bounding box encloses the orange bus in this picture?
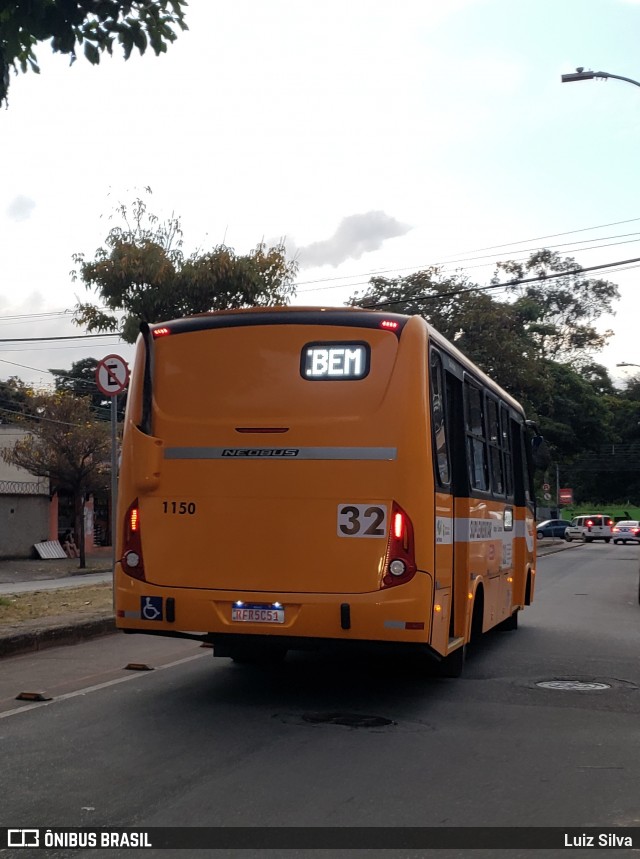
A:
[115,307,538,675]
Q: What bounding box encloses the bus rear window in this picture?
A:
[152,326,397,422]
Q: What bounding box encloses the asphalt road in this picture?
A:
[1,542,639,859]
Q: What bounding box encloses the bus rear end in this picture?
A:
[115,308,437,658]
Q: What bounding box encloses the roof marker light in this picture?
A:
[380,319,399,330]
[153,327,171,338]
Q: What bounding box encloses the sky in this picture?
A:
[2,0,640,393]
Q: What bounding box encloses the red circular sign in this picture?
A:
[96,354,130,396]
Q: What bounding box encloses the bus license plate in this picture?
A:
[231,604,285,624]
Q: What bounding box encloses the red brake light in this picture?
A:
[380,319,399,330]
[613,527,619,533]
[152,327,171,338]
[586,520,593,527]
[130,507,139,532]
[393,512,404,540]
[382,502,417,589]
[607,519,613,526]
[122,498,145,581]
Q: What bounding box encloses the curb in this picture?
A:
[0,616,116,659]
[537,541,583,557]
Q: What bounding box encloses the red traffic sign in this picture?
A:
[96,354,130,397]
[542,483,550,491]
[558,488,574,505]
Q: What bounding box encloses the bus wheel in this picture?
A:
[229,644,288,665]
[436,644,465,678]
[496,609,518,631]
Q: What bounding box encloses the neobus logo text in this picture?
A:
[222,448,300,457]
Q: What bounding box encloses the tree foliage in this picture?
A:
[349,265,544,406]
[72,193,299,342]
[348,252,631,504]
[0,0,188,106]
[1,393,111,567]
[0,376,38,421]
[492,249,619,365]
[49,356,126,420]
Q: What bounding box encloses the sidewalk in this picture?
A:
[0,539,580,659]
[0,553,115,658]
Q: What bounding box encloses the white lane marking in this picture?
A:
[0,652,208,720]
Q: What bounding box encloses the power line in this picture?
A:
[0,333,121,344]
[358,256,640,309]
[293,218,640,292]
[0,405,85,429]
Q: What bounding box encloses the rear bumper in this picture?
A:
[115,566,434,646]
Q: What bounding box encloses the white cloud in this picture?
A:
[6,195,36,222]
[293,212,412,269]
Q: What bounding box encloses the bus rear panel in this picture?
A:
[115,308,535,670]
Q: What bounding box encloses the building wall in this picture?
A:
[0,495,51,558]
[0,424,51,558]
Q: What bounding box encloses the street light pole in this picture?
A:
[561,67,640,89]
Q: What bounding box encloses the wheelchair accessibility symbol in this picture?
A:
[141,596,163,621]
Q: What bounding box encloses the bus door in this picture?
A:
[429,349,454,656]
[486,396,516,625]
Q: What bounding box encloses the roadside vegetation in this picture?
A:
[0,585,112,628]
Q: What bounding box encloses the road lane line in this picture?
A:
[0,652,209,720]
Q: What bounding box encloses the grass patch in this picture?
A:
[0,584,112,628]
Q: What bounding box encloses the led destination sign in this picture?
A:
[302,342,370,380]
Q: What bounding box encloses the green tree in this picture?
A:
[349,266,546,406]
[49,357,126,420]
[72,193,299,343]
[0,376,38,420]
[1,393,111,568]
[0,0,187,106]
[493,250,620,365]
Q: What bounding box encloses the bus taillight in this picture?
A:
[122,498,146,581]
[382,502,417,589]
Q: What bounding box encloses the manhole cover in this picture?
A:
[536,680,611,691]
[302,712,395,728]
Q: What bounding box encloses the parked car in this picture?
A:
[536,519,568,539]
[564,514,613,543]
[612,520,640,544]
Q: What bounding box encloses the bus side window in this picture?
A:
[464,380,489,492]
[501,404,514,499]
[430,350,450,487]
[513,421,535,511]
[486,396,504,496]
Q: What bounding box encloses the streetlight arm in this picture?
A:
[561,69,640,88]
[594,71,640,88]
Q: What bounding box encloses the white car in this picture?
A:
[564,514,613,543]
[612,520,640,544]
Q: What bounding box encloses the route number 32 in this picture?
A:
[337,504,387,538]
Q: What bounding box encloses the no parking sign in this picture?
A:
[95,354,130,397]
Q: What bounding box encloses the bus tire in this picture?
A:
[229,644,288,665]
[436,644,466,678]
[497,609,519,631]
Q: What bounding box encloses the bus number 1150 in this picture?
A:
[162,501,197,515]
